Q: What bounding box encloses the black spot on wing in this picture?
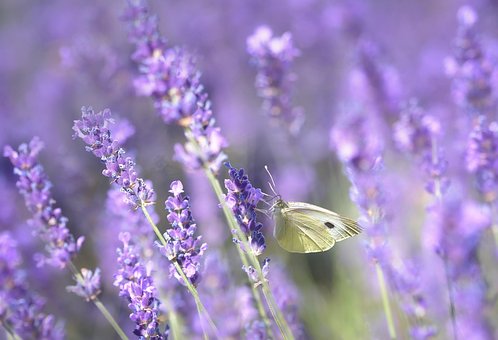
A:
[325,222,335,229]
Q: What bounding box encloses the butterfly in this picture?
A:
[265,167,361,253]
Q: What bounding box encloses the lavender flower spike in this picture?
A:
[0,231,64,340]
[224,163,270,283]
[3,137,84,268]
[123,0,228,173]
[114,232,167,339]
[73,107,155,208]
[66,268,102,302]
[247,25,304,135]
[445,5,496,118]
[158,180,207,287]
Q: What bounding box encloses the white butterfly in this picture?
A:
[265,166,361,253]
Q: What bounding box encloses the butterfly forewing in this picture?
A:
[274,201,361,253]
[286,202,361,242]
[275,209,336,253]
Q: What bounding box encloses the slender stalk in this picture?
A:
[375,263,396,339]
[432,138,458,340]
[94,299,128,340]
[140,204,219,339]
[67,262,128,340]
[1,319,21,340]
[204,167,294,340]
[167,307,183,340]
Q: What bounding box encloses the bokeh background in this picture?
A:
[1,0,498,339]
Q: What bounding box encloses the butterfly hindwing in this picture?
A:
[285,202,362,242]
[273,201,361,253]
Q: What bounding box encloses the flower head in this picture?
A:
[0,232,64,340]
[115,232,167,339]
[247,25,303,135]
[157,180,207,287]
[73,107,155,208]
[445,5,496,117]
[224,162,266,256]
[123,0,228,173]
[4,137,84,268]
[66,268,102,302]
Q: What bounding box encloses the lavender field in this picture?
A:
[2,0,498,339]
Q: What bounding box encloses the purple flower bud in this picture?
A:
[66,268,102,302]
[73,107,155,208]
[247,25,304,135]
[0,232,64,339]
[157,180,207,287]
[4,137,84,269]
[114,232,167,339]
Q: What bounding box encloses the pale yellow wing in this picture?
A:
[286,202,361,242]
[273,201,361,253]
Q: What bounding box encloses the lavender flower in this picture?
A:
[425,199,491,338]
[224,162,271,285]
[3,137,84,268]
[224,162,266,257]
[114,232,167,339]
[158,180,207,287]
[66,268,102,302]
[330,109,387,262]
[98,187,157,286]
[332,108,434,338]
[0,231,64,340]
[73,107,155,208]
[123,0,228,173]
[466,116,498,202]
[352,39,403,122]
[445,6,496,118]
[393,101,449,195]
[247,25,304,135]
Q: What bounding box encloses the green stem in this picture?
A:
[67,262,128,340]
[375,263,396,339]
[489,203,498,252]
[1,319,21,340]
[94,299,128,340]
[140,205,219,339]
[204,167,294,340]
[432,138,457,340]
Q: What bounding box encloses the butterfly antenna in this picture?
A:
[264,165,278,196]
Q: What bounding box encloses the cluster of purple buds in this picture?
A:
[73,107,155,208]
[66,268,102,302]
[247,25,303,135]
[158,180,207,287]
[224,163,266,256]
[3,137,84,268]
[393,101,449,195]
[466,116,498,202]
[445,6,496,118]
[353,39,403,121]
[124,0,228,173]
[114,232,167,339]
[330,109,388,261]
[0,232,64,340]
[224,163,271,283]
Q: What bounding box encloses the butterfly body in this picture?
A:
[272,198,361,253]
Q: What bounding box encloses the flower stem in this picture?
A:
[432,138,457,340]
[67,262,128,340]
[204,167,294,340]
[1,319,21,340]
[140,204,219,339]
[375,263,396,339]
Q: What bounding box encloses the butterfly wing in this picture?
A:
[286,202,362,242]
[274,201,361,253]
